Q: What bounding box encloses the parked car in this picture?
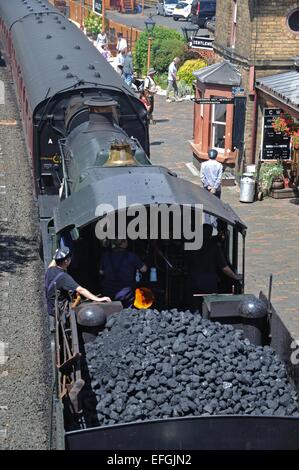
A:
[173,1,192,21]
[190,0,216,27]
[156,0,179,16]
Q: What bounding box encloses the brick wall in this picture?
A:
[251,1,299,60]
[214,0,232,47]
[215,0,299,63]
[213,0,299,164]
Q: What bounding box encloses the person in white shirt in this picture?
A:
[115,49,126,75]
[200,149,223,198]
[144,68,157,124]
[95,30,108,50]
[116,33,127,53]
[166,57,180,102]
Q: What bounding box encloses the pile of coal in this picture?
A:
[84,309,299,426]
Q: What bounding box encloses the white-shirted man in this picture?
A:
[166,57,180,102]
[200,149,223,199]
[116,32,127,53]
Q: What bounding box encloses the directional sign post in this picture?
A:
[194,97,235,105]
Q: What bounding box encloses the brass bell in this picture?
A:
[105,140,136,166]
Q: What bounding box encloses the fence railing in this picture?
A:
[107,18,140,52]
[49,1,141,51]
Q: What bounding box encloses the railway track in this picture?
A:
[0,65,52,449]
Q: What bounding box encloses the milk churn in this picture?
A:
[239,172,256,203]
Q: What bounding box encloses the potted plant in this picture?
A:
[258,161,284,194]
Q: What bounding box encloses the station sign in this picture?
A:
[93,0,102,15]
[261,108,291,161]
[195,97,234,105]
[191,36,214,50]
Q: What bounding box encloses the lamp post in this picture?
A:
[144,15,156,71]
[80,0,84,30]
[102,0,106,33]
[181,25,199,48]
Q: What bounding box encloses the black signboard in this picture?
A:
[191,36,214,50]
[261,108,291,161]
[93,0,102,15]
[233,96,246,150]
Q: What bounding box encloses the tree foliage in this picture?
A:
[134,26,185,75]
[153,39,186,74]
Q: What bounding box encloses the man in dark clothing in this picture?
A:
[45,248,111,316]
[186,224,241,298]
[100,239,147,302]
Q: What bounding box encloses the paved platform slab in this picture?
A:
[150,95,299,339]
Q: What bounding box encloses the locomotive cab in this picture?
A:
[59,215,243,313]
[53,167,246,314]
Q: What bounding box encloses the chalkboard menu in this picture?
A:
[261,108,291,160]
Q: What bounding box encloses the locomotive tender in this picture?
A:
[1,0,299,450]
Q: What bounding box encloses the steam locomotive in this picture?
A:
[1,0,299,450]
[0,0,244,303]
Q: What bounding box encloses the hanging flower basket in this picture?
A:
[272,113,299,149]
[291,130,299,149]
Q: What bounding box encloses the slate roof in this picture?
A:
[256,70,299,111]
[193,60,241,86]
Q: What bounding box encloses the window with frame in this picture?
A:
[230,0,237,48]
[288,8,299,33]
[211,101,226,151]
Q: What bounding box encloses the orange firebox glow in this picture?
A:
[134,287,155,309]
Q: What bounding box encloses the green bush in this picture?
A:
[134,26,185,75]
[154,73,168,89]
[177,59,207,86]
[153,39,185,75]
[178,80,193,97]
[84,12,102,34]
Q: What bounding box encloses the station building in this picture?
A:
[191,0,299,185]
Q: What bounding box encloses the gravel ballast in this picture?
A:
[0,65,52,449]
[85,308,299,426]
